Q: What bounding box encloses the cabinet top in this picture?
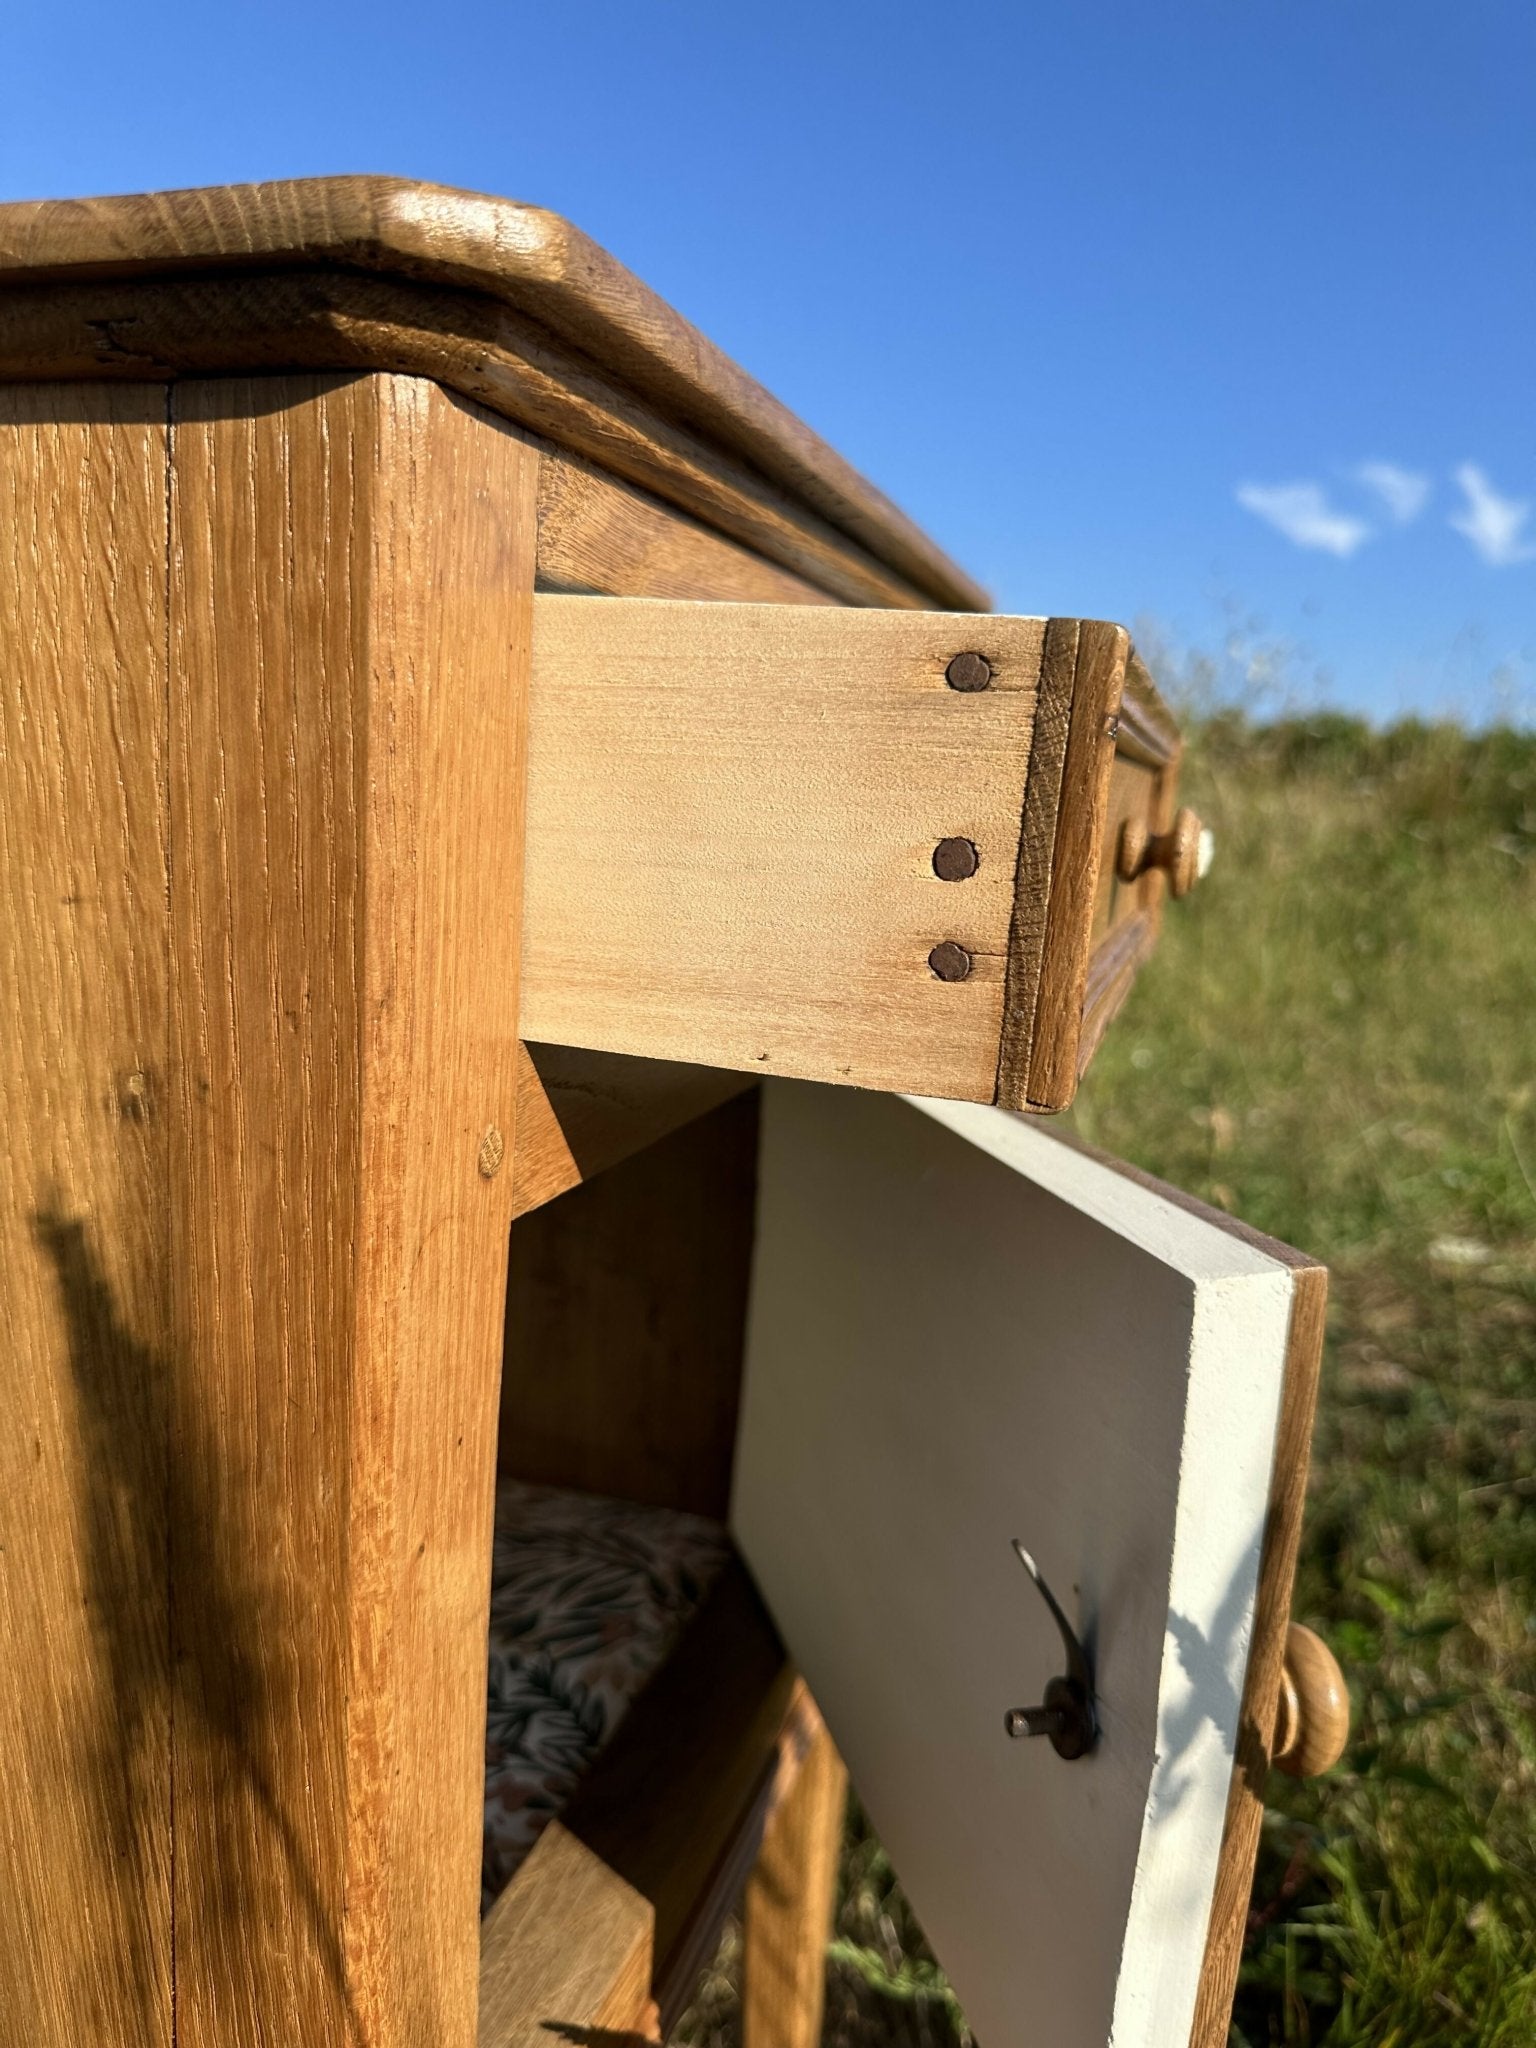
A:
[0,175,986,613]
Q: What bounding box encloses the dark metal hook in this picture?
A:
[1003,1540,1099,1760]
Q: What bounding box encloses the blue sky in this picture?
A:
[6,1,1532,723]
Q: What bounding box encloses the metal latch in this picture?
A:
[1004,1540,1099,1761]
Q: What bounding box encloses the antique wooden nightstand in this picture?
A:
[0,178,1346,2048]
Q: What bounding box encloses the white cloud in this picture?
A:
[1449,464,1536,566]
[1356,461,1429,525]
[1236,481,1372,558]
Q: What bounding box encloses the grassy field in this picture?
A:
[679,715,1536,2047]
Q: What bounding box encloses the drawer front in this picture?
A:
[1074,660,1191,1079]
[732,1082,1323,2048]
[1091,751,1161,940]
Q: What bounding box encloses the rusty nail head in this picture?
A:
[928,941,973,982]
[945,651,992,693]
[933,837,980,882]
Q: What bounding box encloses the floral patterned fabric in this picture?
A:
[482,1477,732,1911]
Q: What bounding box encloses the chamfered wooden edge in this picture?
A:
[1042,1130,1329,2048]
[0,176,986,614]
[1117,645,1182,767]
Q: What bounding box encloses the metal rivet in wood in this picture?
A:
[927,942,973,982]
[932,837,980,882]
[945,651,992,692]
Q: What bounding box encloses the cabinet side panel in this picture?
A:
[168,373,360,2044]
[0,384,173,2046]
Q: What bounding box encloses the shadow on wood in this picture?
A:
[31,1195,354,2030]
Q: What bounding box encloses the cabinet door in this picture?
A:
[731,1082,1323,2048]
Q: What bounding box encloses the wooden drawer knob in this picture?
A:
[1116,807,1202,899]
[1272,1623,1349,1777]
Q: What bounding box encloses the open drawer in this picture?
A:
[0,179,1306,2048]
[505,611,1199,1220]
[518,601,1199,1116]
[487,1083,1336,2048]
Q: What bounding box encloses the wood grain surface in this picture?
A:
[477,1823,658,2048]
[166,372,536,2047]
[0,382,173,2047]
[1115,646,1183,767]
[993,617,1080,1103]
[1071,672,1185,1088]
[1074,909,1161,1081]
[742,1720,849,2048]
[993,622,1187,1108]
[537,449,835,607]
[1019,619,1130,1111]
[0,271,932,611]
[518,598,1186,1113]
[510,1044,754,1221]
[506,441,823,1220]
[521,598,1047,1103]
[0,177,986,612]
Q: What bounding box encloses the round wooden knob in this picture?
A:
[1272,1623,1349,1778]
[1116,807,1203,899]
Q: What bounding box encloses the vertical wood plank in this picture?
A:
[0,383,173,2047]
[1020,619,1128,1112]
[992,617,1077,1104]
[741,1721,848,2048]
[167,372,537,2046]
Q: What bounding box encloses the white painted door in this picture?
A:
[731,1081,1311,2048]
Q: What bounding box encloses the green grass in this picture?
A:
[678,714,1536,2047]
